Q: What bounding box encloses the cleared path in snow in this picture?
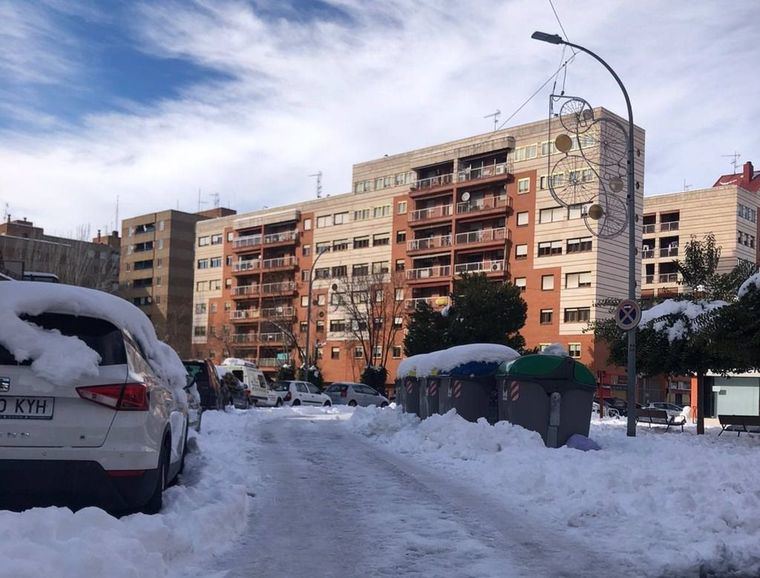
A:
[196,409,609,578]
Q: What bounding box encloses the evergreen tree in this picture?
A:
[403,300,450,356]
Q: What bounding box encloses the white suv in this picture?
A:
[271,381,332,407]
[0,282,189,515]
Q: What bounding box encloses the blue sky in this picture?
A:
[1,0,759,233]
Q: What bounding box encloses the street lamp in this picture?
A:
[532,31,639,437]
[304,246,330,371]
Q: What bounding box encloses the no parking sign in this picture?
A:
[615,299,641,331]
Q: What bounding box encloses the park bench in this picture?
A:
[718,414,760,436]
[636,408,686,432]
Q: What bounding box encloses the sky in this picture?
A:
[0,0,758,235]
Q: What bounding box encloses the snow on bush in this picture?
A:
[347,406,760,575]
[738,271,760,297]
[0,282,188,398]
[639,298,727,342]
[396,343,519,378]
[0,411,251,578]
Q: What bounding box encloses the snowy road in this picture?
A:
[193,408,607,578]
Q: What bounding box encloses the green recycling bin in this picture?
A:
[497,354,596,448]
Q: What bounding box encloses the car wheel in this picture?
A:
[275,399,283,407]
[348,400,357,407]
[292,399,301,406]
[142,436,170,514]
[323,401,331,407]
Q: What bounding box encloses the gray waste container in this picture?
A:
[438,360,502,424]
[396,376,421,417]
[497,354,596,448]
[418,376,443,419]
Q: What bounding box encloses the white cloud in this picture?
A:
[0,0,759,233]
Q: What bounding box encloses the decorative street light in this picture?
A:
[532,31,639,436]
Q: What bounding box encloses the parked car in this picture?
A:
[324,382,390,407]
[646,401,684,417]
[0,282,190,515]
[219,358,270,406]
[216,366,251,409]
[592,401,621,419]
[272,381,332,406]
[256,383,284,407]
[184,375,203,432]
[183,359,229,410]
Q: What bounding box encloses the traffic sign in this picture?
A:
[615,299,641,331]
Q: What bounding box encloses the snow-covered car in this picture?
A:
[272,380,332,407]
[646,402,685,418]
[184,359,229,410]
[0,282,190,515]
[185,376,203,432]
[324,382,390,407]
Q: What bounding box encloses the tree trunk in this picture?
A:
[696,371,705,435]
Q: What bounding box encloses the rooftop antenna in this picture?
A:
[682,179,691,192]
[210,192,220,208]
[484,109,501,131]
[197,188,207,212]
[721,151,742,173]
[114,195,119,232]
[309,171,323,199]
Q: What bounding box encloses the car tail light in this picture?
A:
[77,383,149,411]
[284,391,292,401]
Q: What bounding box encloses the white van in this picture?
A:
[220,358,269,405]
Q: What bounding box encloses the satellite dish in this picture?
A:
[331,283,338,291]
[461,192,471,202]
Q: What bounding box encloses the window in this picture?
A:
[517,178,530,194]
[333,239,349,251]
[395,259,405,272]
[333,212,348,225]
[354,180,372,193]
[564,307,591,323]
[330,292,345,306]
[373,205,391,218]
[569,343,581,358]
[331,347,340,360]
[353,236,370,249]
[302,244,311,257]
[300,321,308,333]
[133,277,153,288]
[195,303,207,314]
[198,236,210,247]
[354,208,370,221]
[392,346,402,359]
[316,320,325,332]
[396,230,407,244]
[225,278,232,288]
[373,233,390,246]
[211,234,223,245]
[226,255,233,266]
[134,259,153,271]
[197,259,209,269]
[156,276,162,286]
[566,237,593,253]
[537,240,563,257]
[157,239,164,250]
[210,303,217,313]
[372,346,382,358]
[393,316,403,327]
[227,232,233,242]
[515,244,528,259]
[316,242,331,254]
[330,320,346,333]
[514,277,526,292]
[331,265,347,278]
[398,201,407,214]
[301,295,309,307]
[210,279,221,291]
[354,347,364,359]
[565,271,592,289]
[316,215,332,228]
[395,288,404,301]
[372,261,389,274]
[193,326,206,337]
[317,294,326,306]
[304,218,312,230]
[314,267,330,280]
[541,275,554,291]
[568,203,591,219]
[516,211,529,226]
[539,207,564,223]
[196,281,208,291]
[210,257,222,268]
[540,309,553,324]
[352,263,369,277]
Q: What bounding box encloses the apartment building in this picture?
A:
[120,207,235,357]
[641,160,760,299]
[0,217,120,290]
[192,108,645,387]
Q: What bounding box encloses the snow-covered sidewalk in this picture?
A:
[0,411,253,578]
[346,407,760,576]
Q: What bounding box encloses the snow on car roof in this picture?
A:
[397,343,519,379]
[0,281,188,397]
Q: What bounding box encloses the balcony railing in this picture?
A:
[261,281,296,295]
[232,332,287,344]
[413,173,455,190]
[642,224,656,234]
[644,275,654,285]
[262,255,297,269]
[660,246,679,258]
[232,285,259,297]
[405,296,450,309]
[407,234,452,252]
[260,306,295,319]
[456,195,509,214]
[409,204,453,223]
[233,235,262,249]
[641,249,654,259]
[454,260,505,275]
[406,265,451,280]
[457,161,511,183]
[229,308,260,320]
[263,230,298,244]
[455,227,506,246]
[257,358,279,368]
[660,221,679,232]
[659,273,678,284]
[233,260,259,272]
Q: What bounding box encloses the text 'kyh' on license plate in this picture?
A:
[0,396,55,420]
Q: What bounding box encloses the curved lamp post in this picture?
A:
[532,31,638,437]
[304,246,331,371]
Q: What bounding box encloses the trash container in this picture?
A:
[419,376,443,419]
[497,354,596,448]
[438,360,503,424]
[396,375,421,417]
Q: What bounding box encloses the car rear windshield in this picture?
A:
[0,313,126,366]
[325,384,348,393]
[184,361,210,385]
[272,381,290,392]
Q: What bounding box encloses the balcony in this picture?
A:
[455,227,507,247]
[260,281,297,295]
[456,195,511,216]
[229,308,260,321]
[659,273,678,284]
[257,358,279,368]
[454,260,506,275]
[457,161,512,183]
[260,305,295,320]
[406,265,451,281]
[412,172,455,191]
[233,260,259,273]
[660,221,679,232]
[408,204,453,224]
[407,234,452,253]
[262,255,297,271]
[405,296,450,310]
[232,332,287,345]
[641,249,654,259]
[263,230,298,245]
[233,235,262,251]
[642,224,656,234]
[659,246,679,258]
[232,285,259,298]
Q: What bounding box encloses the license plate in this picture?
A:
[0,396,55,420]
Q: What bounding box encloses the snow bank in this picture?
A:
[396,343,519,378]
[347,407,760,575]
[0,411,251,578]
[639,298,727,342]
[0,282,188,398]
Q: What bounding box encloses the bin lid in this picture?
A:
[498,354,596,390]
[397,344,519,380]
